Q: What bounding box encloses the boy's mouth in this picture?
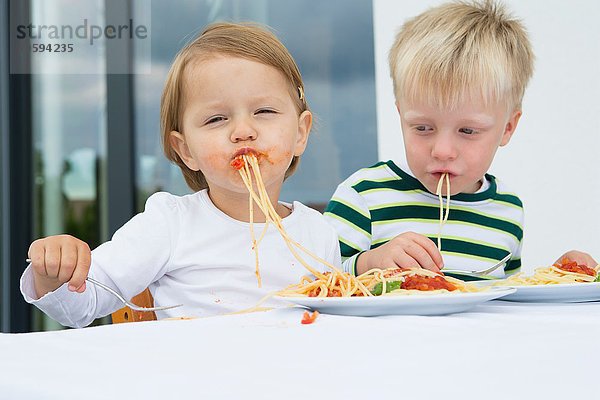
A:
[430,171,455,180]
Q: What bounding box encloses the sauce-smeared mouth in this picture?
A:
[233,147,259,159]
[230,148,264,170]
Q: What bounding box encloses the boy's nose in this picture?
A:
[431,133,458,161]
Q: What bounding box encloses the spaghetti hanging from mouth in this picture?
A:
[231,152,371,295]
[226,155,491,315]
[435,173,450,251]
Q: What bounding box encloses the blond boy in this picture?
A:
[325,0,595,277]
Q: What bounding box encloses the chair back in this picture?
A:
[111,288,157,323]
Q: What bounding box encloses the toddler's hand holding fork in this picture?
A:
[28,234,91,298]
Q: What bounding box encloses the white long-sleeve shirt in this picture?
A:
[21,190,341,327]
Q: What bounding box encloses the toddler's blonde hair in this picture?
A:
[161,22,309,192]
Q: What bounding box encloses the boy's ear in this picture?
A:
[169,131,200,171]
[500,110,522,147]
[293,110,312,156]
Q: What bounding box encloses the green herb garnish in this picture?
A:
[371,280,402,296]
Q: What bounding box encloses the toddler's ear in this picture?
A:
[169,131,200,171]
[294,110,312,156]
[500,110,522,146]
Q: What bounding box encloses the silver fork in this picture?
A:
[85,277,182,312]
[26,259,182,312]
[442,253,512,277]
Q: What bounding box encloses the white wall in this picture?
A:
[373,0,600,271]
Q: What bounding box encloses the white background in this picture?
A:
[373,0,600,271]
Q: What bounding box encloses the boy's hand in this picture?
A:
[356,232,443,275]
[28,234,91,298]
[554,250,598,268]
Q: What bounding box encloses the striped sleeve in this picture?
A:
[324,182,373,274]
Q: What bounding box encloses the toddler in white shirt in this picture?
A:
[21,22,340,327]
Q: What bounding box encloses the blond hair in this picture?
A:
[160,22,309,192]
[389,0,534,111]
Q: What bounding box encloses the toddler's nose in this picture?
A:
[231,121,258,142]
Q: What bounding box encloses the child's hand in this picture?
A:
[356,232,443,275]
[28,234,91,298]
[554,250,598,268]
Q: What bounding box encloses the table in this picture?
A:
[1,300,599,399]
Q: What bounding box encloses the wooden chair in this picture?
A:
[111,288,157,323]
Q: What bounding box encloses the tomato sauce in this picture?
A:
[230,149,266,170]
[402,275,457,291]
[554,258,596,277]
[230,157,245,170]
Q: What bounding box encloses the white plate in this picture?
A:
[488,282,600,303]
[276,287,516,316]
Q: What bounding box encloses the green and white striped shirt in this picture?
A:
[324,161,523,279]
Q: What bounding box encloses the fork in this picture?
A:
[26,259,182,312]
[442,253,512,277]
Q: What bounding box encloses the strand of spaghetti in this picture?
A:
[238,160,268,286]
[244,160,262,287]
[247,157,371,296]
[226,292,277,315]
[249,158,346,276]
[435,174,446,250]
[241,156,329,280]
[246,156,333,279]
[247,156,286,231]
[444,173,450,223]
[241,161,270,248]
[244,157,288,245]
[238,154,372,297]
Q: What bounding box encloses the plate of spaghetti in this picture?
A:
[275,267,516,316]
[490,258,600,302]
[231,153,514,316]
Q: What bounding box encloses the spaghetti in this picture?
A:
[231,151,372,296]
[276,266,483,297]
[435,173,450,251]
[231,153,484,303]
[495,257,599,286]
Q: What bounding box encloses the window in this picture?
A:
[29,0,106,331]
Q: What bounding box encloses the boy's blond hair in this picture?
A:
[161,22,309,192]
[389,0,534,111]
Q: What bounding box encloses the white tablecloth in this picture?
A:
[1,301,599,400]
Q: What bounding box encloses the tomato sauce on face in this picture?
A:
[555,259,596,277]
[230,157,245,170]
[402,275,457,291]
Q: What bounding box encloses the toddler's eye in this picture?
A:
[206,116,226,125]
[459,127,476,135]
[415,125,432,132]
[256,108,277,115]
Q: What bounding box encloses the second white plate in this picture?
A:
[488,281,600,303]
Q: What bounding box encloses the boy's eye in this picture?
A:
[415,125,432,132]
[459,127,476,135]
